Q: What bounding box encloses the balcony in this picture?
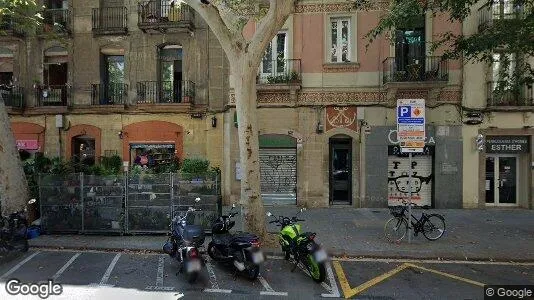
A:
[91,83,128,105]
[0,86,24,109]
[487,81,534,107]
[478,0,529,31]
[138,1,194,32]
[41,8,72,35]
[35,85,70,107]
[136,80,195,104]
[0,18,24,37]
[382,56,448,85]
[92,7,128,35]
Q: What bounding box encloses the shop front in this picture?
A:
[10,122,45,159]
[483,135,530,206]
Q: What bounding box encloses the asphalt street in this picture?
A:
[0,249,533,299]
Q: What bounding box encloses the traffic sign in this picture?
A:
[397,99,426,151]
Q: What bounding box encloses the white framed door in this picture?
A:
[260,32,288,81]
[485,154,519,206]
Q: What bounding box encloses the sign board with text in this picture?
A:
[485,136,529,153]
[397,99,426,153]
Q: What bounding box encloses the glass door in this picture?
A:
[485,155,518,205]
[329,138,352,205]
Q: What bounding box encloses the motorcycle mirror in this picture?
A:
[266,212,272,217]
[28,199,36,205]
[195,197,201,203]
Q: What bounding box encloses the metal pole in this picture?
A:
[408,152,413,243]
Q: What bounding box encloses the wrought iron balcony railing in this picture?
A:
[487,81,534,106]
[0,18,25,36]
[136,80,195,104]
[35,85,70,107]
[0,86,24,108]
[91,83,128,105]
[382,56,449,84]
[92,7,128,35]
[138,1,194,29]
[478,0,530,30]
[257,59,301,84]
[41,8,72,34]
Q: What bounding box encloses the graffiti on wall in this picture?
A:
[326,107,358,132]
[387,146,433,206]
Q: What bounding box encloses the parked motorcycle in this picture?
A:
[0,199,35,253]
[207,204,264,280]
[267,208,327,283]
[163,198,205,283]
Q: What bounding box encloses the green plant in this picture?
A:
[181,158,210,177]
[101,155,122,174]
[153,157,181,174]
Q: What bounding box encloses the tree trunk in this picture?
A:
[0,100,29,215]
[231,58,266,238]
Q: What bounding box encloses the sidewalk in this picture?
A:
[29,207,534,261]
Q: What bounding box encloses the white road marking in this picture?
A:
[332,257,534,266]
[156,256,165,287]
[204,256,220,290]
[258,275,274,292]
[99,253,121,285]
[0,251,40,280]
[203,288,232,293]
[145,286,175,291]
[321,262,341,298]
[259,291,289,296]
[52,252,81,281]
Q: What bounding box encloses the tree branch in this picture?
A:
[183,0,245,60]
[249,0,295,64]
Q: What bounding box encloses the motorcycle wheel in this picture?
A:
[186,271,199,284]
[305,254,326,283]
[207,242,220,260]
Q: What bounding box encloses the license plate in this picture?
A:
[186,260,201,272]
[314,249,327,263]
[251,251,264,264]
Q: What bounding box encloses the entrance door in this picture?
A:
[485,155,518,205]
[329,137,352,205]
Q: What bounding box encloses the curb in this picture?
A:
[28,245,534,263]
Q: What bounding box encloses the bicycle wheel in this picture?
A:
[384,217,408,243]
[422,214,446,241]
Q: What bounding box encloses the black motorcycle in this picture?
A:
[207,204,264,280]
[163,199,205,283]
[0,199,35,253]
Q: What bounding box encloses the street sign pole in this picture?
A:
[408,152,412,243]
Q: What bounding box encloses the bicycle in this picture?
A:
[384,203,446,243]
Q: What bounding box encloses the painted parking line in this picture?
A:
[146,255,175,291]
[203,256,232,294]
[51,252,81,281]
[258,274,288,296]
[333,261,486,299]
[332,256,534,266]
[99,253,121,285]
[0,251,40,281]
[321,262,341,298]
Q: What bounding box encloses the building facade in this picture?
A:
[223,1,464,208]
[2,0,228,174]
[462,1,534,209]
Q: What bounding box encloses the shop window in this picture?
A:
[130,143,176,169]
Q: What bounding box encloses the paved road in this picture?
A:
[0,249,533,299]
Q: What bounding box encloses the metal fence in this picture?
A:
[38,173,221,234]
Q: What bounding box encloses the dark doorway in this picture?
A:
[100,55,125,104]
[159,45,183,103]
[72,135,96,166]
[329,136,352,205]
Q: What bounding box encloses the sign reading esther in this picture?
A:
[486,136,529,153]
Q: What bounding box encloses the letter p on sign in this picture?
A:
[398,106,411,117]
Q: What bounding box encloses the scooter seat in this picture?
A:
[212,234,233,246]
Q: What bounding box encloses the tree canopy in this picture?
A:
[0,0,43,34]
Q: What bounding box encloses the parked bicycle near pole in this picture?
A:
[384,201,446,243]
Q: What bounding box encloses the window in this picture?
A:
[159,45,182,103]
[261,32,287,75]
[330,18,350,63]
[492,53,516,83]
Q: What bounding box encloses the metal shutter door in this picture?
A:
[387,154,432,207]
[260,148,297,205]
